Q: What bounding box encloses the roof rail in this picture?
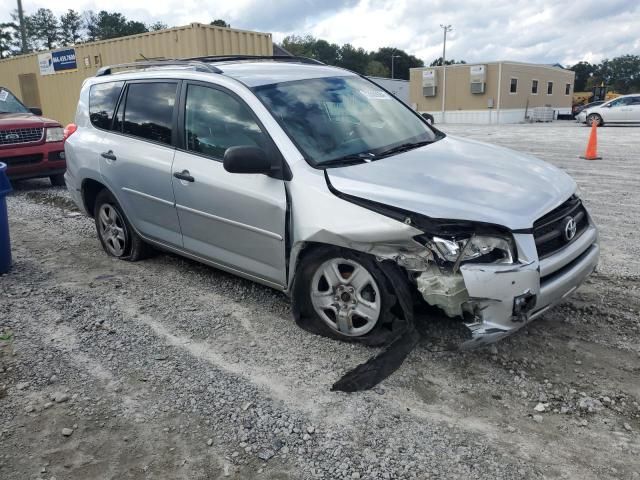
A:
[95,60,222,77]
[183,55,325,66]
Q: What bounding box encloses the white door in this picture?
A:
[625,96,640,123]
[602,97,633,123]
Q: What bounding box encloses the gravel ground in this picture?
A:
[1,121,639,480]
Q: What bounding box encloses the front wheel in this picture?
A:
[587,113,603,127]
[292,247,404,346]
[94,189,153,261]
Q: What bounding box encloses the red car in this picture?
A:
[0,87,66,186]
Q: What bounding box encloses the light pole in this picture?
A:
[440,24,452,123]
[391,53,400,79]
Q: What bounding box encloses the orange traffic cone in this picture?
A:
[580,120,602,160]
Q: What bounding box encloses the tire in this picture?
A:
[292,246,408,346]
[421,113,434,125]
[93,189,153,261]
[587,113,603,127]
[50,174,66,187]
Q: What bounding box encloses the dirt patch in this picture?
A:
[23,190,80,211]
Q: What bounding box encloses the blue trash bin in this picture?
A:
[0,162,12,274]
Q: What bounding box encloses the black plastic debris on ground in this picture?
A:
[331,327,421,392]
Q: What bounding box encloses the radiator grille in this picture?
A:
[534,195,589,259]
[0,127,44,145]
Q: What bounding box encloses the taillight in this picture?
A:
[64,123,77,140]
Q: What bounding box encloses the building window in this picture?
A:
[547,81,553,95]
[565,83,571,95]
[531,80,538,94]
[509,78,518,94]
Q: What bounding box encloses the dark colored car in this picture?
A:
[572,100,604,118]
[0,87,66,186]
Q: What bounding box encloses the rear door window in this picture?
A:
[89,81,124,130]
[121,82,177,145]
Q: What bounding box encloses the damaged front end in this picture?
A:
[395,223,542,349]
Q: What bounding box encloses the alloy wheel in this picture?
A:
[98,204,127,256]
[310,258,382,336]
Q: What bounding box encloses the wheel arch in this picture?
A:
[81,177,109,218]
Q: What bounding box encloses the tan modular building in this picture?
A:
[410,61,575,124]
[0,23,273,125]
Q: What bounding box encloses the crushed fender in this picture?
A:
[331,327,420,392]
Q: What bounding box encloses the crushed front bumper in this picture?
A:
[415,224,599,349]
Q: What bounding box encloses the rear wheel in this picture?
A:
[587,113,603,127]
[94,189,153,261]
[292,247,405,346]
[50,174,65,187]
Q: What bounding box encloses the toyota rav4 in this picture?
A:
[64,56,599,349]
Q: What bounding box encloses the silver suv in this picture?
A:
[65,56,599,348]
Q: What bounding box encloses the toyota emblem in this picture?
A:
[563,217,577,241]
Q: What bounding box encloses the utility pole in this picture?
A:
[17,0,28,54]
[440,24,452,123]
[391,52,400,79]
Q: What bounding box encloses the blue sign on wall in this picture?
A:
[52,48,77,72]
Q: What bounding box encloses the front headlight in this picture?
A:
[431,235,515,265]
[46,127,64,142]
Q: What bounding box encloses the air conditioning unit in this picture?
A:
[422,69,437,97]
[423,86,436,96]
[471,82,485,94]
[470,65,486,94]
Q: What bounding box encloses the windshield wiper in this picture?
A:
[376,140,433,158]
[318,152,376,168]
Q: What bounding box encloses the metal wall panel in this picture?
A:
[0,23,273,125]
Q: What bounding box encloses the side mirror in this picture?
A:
[29,107,43,116]
[223,146,273,175]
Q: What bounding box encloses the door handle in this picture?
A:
[173,170,195,182]
[101,150,117,161]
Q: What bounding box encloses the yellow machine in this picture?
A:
[573,84,620,107]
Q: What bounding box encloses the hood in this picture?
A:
[326,136,576,230]
[0,112,60,129]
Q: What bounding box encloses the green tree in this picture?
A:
[281,34,316,57]
[371,47,424,80]
[125,20,148,36]
[597,55,640,94]
[337,43,370,73]
[83,11,147,41]
[365,60,389,77]
[0,23,14,58]
[312,39,340,64]
[429,57,466,66]
[59,9,83,45]
[28,8,59,50]
[569,61,596,91]
[149,21,168,31]
[210,19,230,28]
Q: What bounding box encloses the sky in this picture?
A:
[3,0,639,66]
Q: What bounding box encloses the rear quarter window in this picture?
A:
[89,81,124,130]
[121,82,177,146]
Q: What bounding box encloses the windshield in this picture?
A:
[253,76,437,167]
[0,88,29,114]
